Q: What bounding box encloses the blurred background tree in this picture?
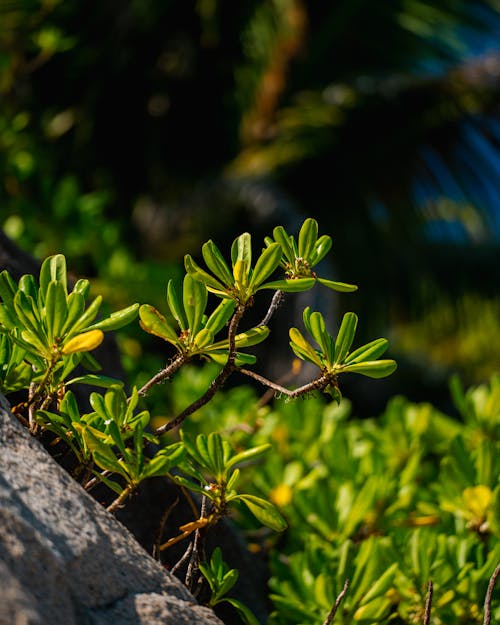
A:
[1,0,499,413]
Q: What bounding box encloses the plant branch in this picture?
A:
[483,562,500,625]
[154,305,245,435]
[137,352,187,397]
[238,367,329,398]
[259,289,284,327]
[322,579,350,625]
[423,580,433,625]
[106,483,135,513]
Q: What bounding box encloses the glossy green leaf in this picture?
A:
[45,281,68,343]
[72,278,90,298]
[221,598,260,625]
[75,423,127,477]
[231,232,252,267]
[341,359,397,378]
[202,240,234,286]
[238,494,287,531]
[207,325,269,351]
[19,274,38,300]
[205,299,236,334]
[232,259,250,291]
[317,277,358,292]
[249,242,282,289]
[207,351,257,366]
[298,218,318,260]
[309,235,333,266]
[272,226,295,263]
[334,312,358,363]
[183,274,207,336]
[66,374,124,388]
[39,254,67,302]
[139,304,178,343]
[70,295,103,334]
[83,303,139,332]
[193,327,215,349]
[167,280,187,331]
[258,277,316,292]
[225,443,271,472]
[289,327,323,368]
[0,270,17,305]
[207,432,224,478]
[60,291,85,336]
[344,338,389,364]
[185,254,228,294]
[13,291,41,337]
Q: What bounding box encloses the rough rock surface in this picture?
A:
[0,393,223,625]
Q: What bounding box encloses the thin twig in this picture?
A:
[322,579,350,625]
[137,353,187,397]
[423,580,433,625]
[170,541,193,576]
[259,289,284,327]
[154,305,245,435]
[483,562,500,625]
[153,496,180,560]
[106,483,135,513]
[239,367,330,398]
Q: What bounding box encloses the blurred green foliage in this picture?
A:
[172,365,500,624]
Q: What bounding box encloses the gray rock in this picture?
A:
[0,393,223,625]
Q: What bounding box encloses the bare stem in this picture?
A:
[322,579,350,625]
[153,496,180,560]
[483,562,500,625]
[137,353,187,397]
[423,580,433,625]
[259,289,284,327]
[154,305,245,435]
[106,483,135,513]
[239,367,329,398]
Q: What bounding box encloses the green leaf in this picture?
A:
[225,444,271,472]
[19,274,38,300]
[83,303,139,332]
[289,327,323,368]
[249,242,282,290]
[70,295,103,334]
[60,291,85,336]
[0,270,17,305]
[258,278,316,292]
[207,325,270,351]
[272,226,295,263]
[45,280,68,343]
[193,328,215,350]
[344,338,389,364]
[185,254,228,295]
[75,423,127,477]
[66,374,124,388]
[207,432,224,479]
[205,299,236,334]
[202,240,234,286]
[139,304,178,344]
[13,291,42,338]
[341,359,397,378]
[183,274,207,336]
[39,254,67,302]
[298,218,318,260]
[238,494,287,532]
[219,598,261,625]
[231,232,252,267]
[309,235,332,266]
[167,280,187,331]
[334,312,358,363]
[207,351,257,366]
[72,278,90,298]
[317,277,357,292]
